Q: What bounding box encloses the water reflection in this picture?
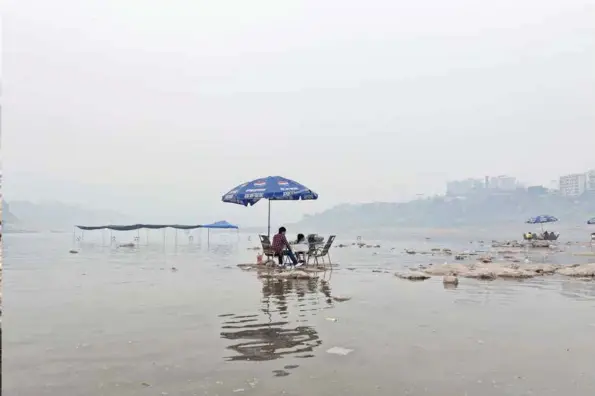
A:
[219,277,333,362]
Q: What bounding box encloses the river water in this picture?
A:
[3,231,595,395]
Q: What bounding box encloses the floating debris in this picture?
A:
[327,347,353,356]
[332,296,352,302]
[272,370,290,377]
[118,242,135,248]
[394,272,430,281]
[69,249,79,254]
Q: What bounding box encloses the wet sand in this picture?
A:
[3,232,595,395]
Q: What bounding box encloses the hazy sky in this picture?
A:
[3,0,595,225]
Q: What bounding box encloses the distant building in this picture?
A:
[559,173,587,197]
[446,178,484,196]
[488,175,517,191]
[587,170,595,191]
[527,185,548,195]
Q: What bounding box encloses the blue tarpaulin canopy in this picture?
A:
[200,220,239,245]
[201,220,239,229]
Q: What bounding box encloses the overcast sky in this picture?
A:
[2,0,594,225]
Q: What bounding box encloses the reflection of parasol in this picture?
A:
[219,277,330,362]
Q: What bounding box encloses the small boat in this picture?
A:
[522,232,559,241]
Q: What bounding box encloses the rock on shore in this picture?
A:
[556,264,595,277]
[422,262,562,280]
[394,271,430,281]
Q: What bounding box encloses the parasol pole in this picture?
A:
[267,200,271,238]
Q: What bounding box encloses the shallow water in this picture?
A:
[3,232,595,395]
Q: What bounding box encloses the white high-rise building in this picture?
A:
[488,175,517,190]
[559,173,587,197]
[446,178,485,196]
[587,170,595,191]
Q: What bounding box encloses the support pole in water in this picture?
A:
[267,199,271,238]
[163,229,166,245]
[207,229,210,246]
[175,229,178,245]
[102,229,105,246]
[110,230,113,245]
[72,226,76,246]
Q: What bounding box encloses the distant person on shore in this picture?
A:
[272,227,299,267]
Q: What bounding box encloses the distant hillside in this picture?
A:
[1,200,19,223]
[5,200,131,231]
[298,190,595,230]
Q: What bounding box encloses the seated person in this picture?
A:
[295,233,306,244]
[543,231,550,240]
[272,226,299,267]
[292,233,308,262]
